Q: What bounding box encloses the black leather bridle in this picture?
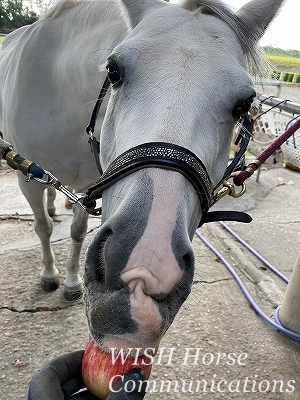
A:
[82,79,253,227]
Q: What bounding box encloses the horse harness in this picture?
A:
[83,78,254,226]
[1,78,256,227]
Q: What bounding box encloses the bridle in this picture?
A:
[83,141,213,212]
[1,77,253,227]
[82,79,254,227]
[3,75,300,227]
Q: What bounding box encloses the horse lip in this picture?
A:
[100,336,158,356]
[85,284,165,351]
[85,278,188,348]
[89,327,160,355]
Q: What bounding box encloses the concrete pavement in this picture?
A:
[1,164,300,399]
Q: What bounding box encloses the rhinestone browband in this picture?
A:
[84,142,213,212]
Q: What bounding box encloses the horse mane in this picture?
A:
[41,0,80,19]
[181,0,268,77]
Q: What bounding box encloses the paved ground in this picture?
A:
[0,163,300,399]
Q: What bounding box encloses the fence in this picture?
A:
[247,95,300,169]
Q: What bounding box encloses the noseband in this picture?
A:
[82,80,253,227]
[84,141,213,212]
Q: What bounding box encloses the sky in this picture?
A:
[171,0,299,51]
[219,0,300,51]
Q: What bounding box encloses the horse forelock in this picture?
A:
[181,0,268,78]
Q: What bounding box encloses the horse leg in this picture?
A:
[64,186,74,209]
[63,203,88,301]
[47,186,56,217]
[18,177,60,291]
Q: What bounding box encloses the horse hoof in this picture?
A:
[65,198,73,209]
[64,289,83,301]
[41,276,60,292]
[64,281,83,301]
[47,207,56,217]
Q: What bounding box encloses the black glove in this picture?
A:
[28,350,147,399]
[106,368,148,400]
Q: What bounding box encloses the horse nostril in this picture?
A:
[85,225,113,285]
[183,251,194,271]
[180,251,195,290]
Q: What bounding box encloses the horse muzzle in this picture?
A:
[84,168,199,351]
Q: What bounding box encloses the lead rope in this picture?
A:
[233,113,300,186]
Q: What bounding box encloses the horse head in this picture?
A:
[84,0,285,353]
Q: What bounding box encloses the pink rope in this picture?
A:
[233,117,300,186]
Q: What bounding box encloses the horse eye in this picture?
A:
[233,95,255,119]
[106,62,122,86]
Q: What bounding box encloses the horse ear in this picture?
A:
[119,0,167,29]
[236,0,286,42]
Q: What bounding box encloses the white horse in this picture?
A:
[0,0,284,349]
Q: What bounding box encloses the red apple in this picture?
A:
[82,338,153,399]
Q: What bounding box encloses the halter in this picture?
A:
[82,80,254,226]
[84,141,213,210]
[1,79,253,227]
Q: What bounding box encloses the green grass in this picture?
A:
[266,54,300,74]
[0,35,5,51]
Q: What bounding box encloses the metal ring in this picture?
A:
[223,180,246,198]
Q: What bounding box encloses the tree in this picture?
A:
[32,0,56,15]
[0,0,38,33]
